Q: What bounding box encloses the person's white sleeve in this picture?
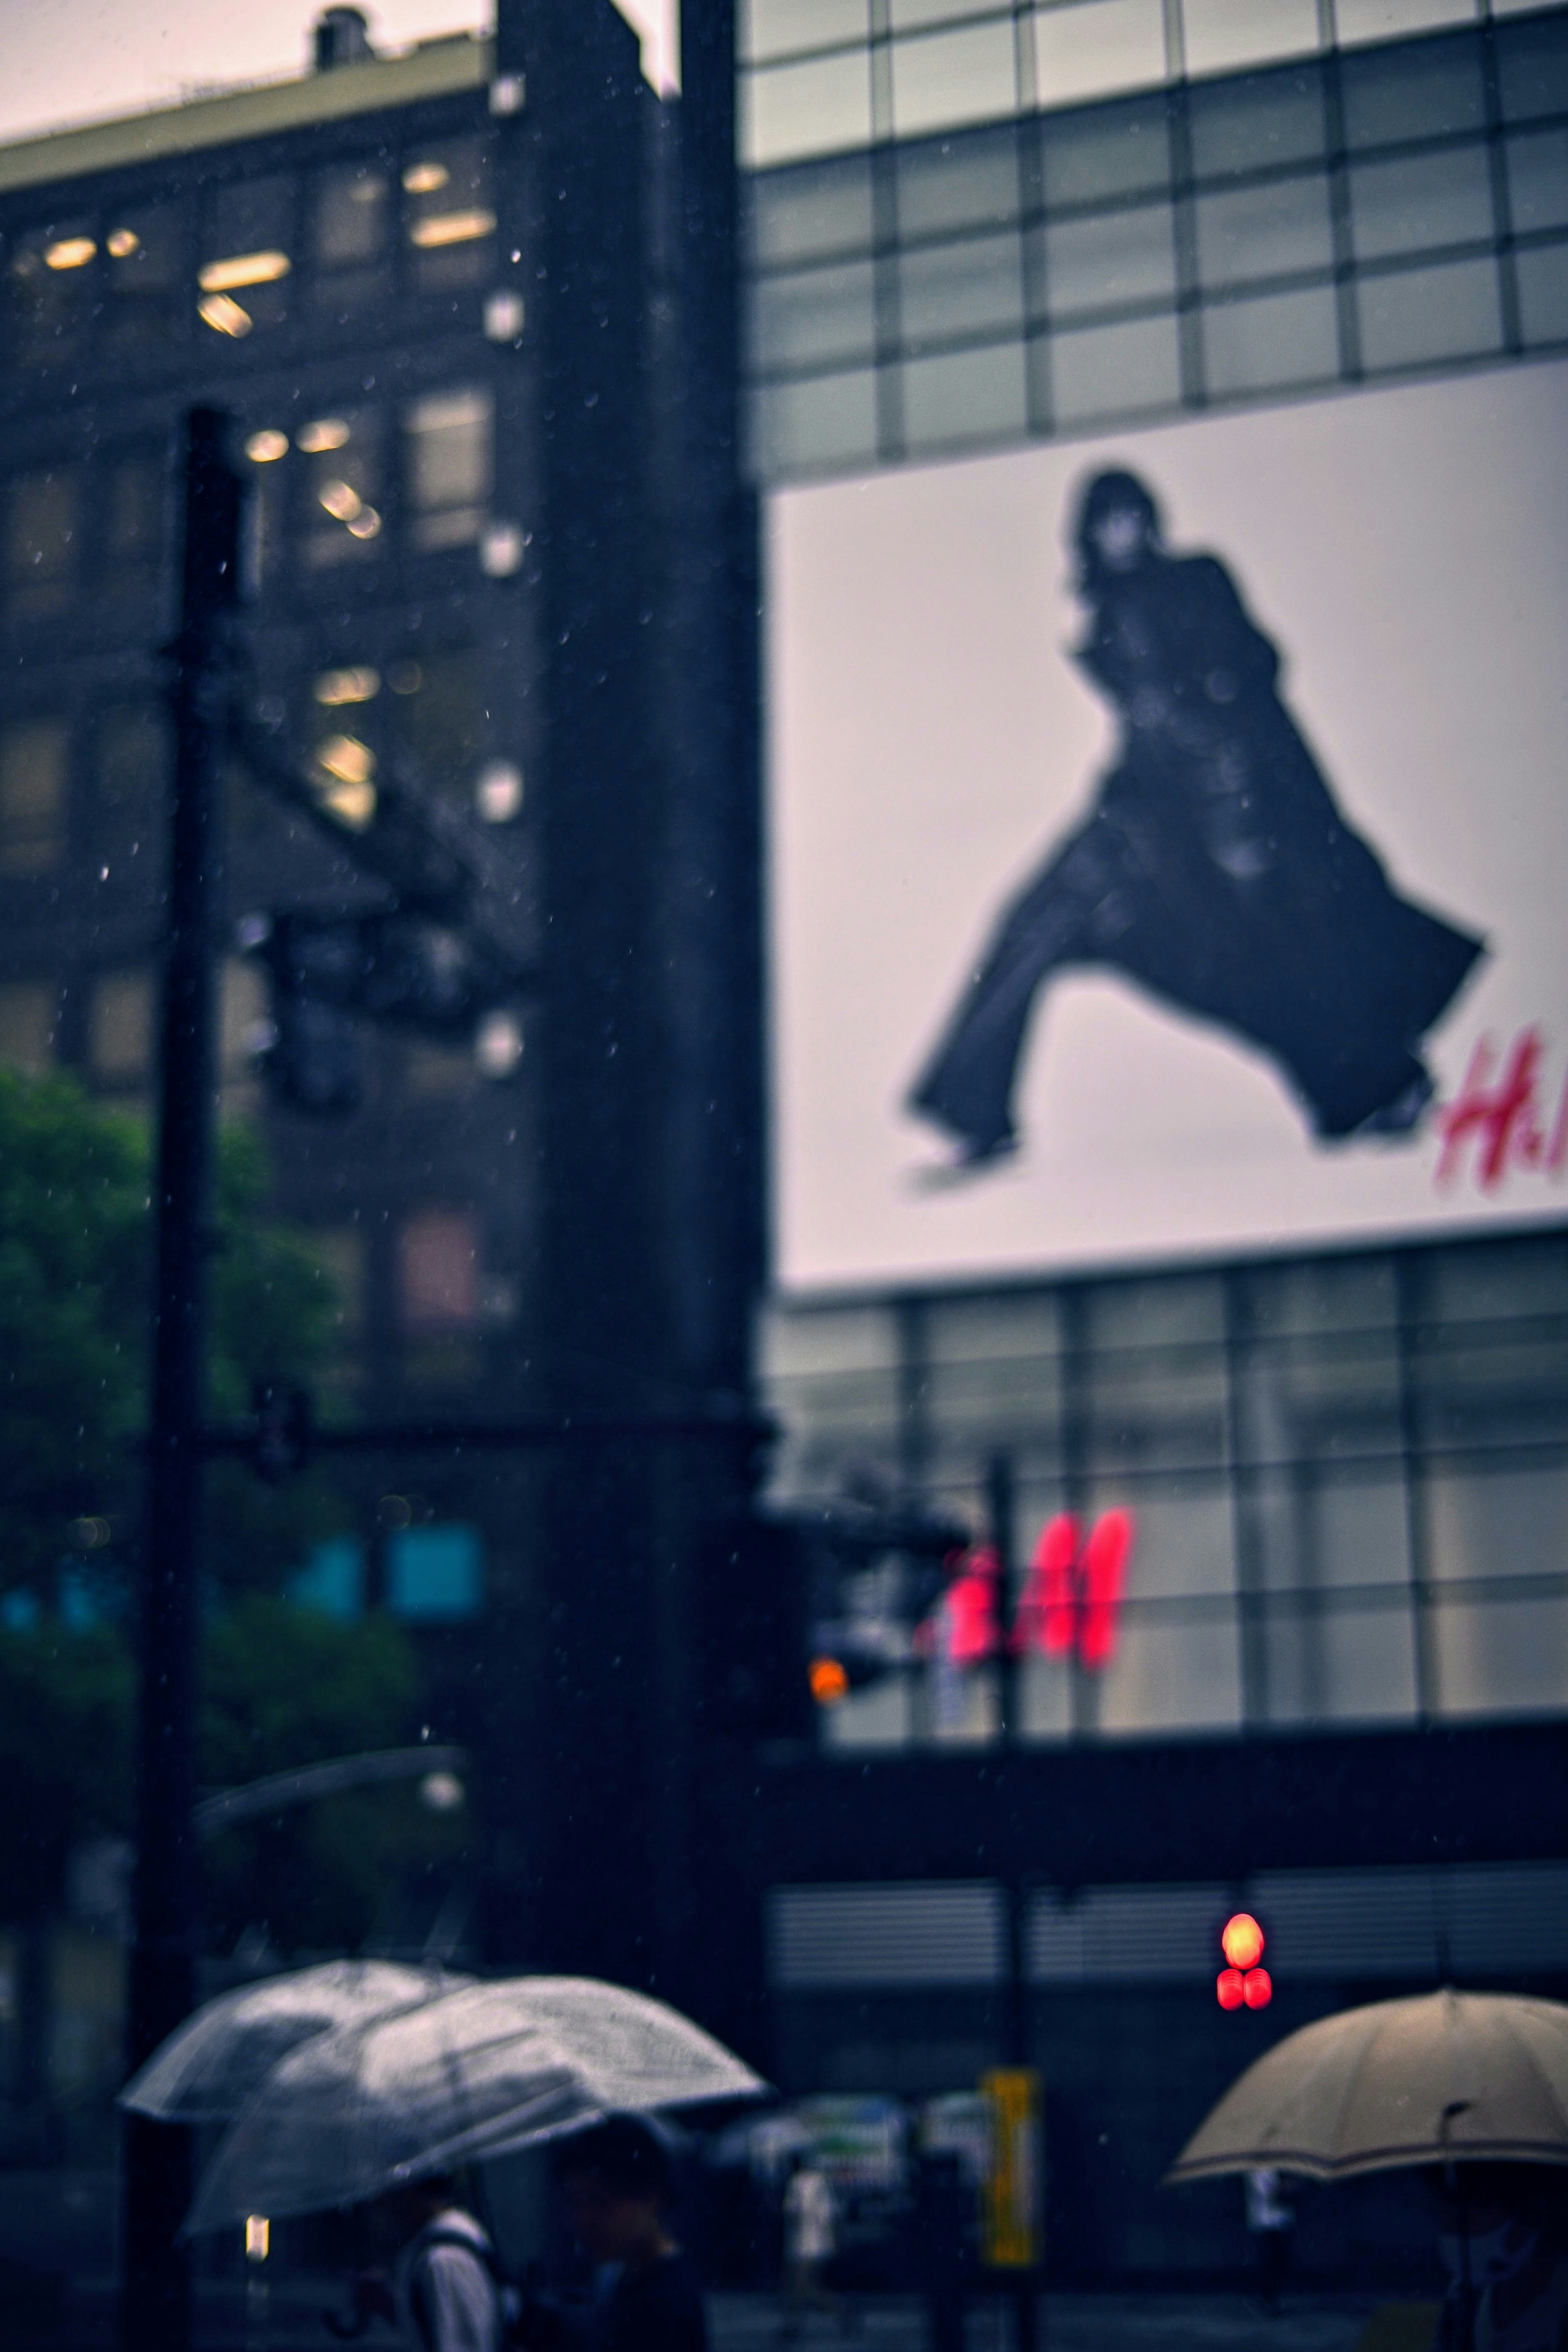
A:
[415,2245,501,2352]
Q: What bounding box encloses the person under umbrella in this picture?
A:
[1431,2165,1568,2352]
[339,2172,506,2352]
[519,2116,708,2352]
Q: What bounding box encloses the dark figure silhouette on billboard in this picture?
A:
[908,468,1486,1168]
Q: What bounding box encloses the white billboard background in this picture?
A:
[770,359,1568,1293]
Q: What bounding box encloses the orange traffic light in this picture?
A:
[1221,1913,1265,1969]
[808,1656,849,1705]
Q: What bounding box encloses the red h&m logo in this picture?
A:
[1435,1027,1568,1193]
[917,1512,1136,1672]
[1014,1510,1135,1670]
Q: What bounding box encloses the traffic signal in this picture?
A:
[1217,1912,1272,2009]
[243,908,525,1111]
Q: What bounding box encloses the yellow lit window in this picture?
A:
[45,236,96,271]
[198,250,292,293]
[199,293,252,337]
[409,209,496,250]
[315,667,381,707]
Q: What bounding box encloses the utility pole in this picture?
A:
[122,406,247,2352]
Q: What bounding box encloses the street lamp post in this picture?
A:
[122,405,247,2352]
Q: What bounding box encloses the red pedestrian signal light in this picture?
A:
[1217,1914,1271,2008]
[1221,1913,1265,1970]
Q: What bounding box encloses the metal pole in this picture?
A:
[122,406,246,2352]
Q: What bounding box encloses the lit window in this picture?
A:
[299,410,383,569]
[405,137,493,290]
[386,1523,483,1621]
[314,666,381,707]
[245,429,289,464]
[199,293,253,338]
[409,208,497,250]
[200,176,292,331]
[198,250,291,293]
[0,719,69,876]
[406,389,492,553]
[313,732,377,828]
[8,223,96,357]
[106,227,140,259]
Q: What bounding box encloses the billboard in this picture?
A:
[769,359,1568,1292]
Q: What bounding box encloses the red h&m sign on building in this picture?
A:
[921,1511,1135,1671]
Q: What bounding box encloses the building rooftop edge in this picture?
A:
[0,31,492,197]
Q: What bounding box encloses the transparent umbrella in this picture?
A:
[186,1974,769,2232]
[120,1958,470,2125]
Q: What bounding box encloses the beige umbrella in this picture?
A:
[1167,1990,1568,2185]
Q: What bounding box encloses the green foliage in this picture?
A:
[0,1622,134,1914]
[0,1068,347,1603]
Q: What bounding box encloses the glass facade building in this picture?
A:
[742,2,1568,477]
[747,6,1568,1766]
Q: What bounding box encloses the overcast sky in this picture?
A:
[0,0,677,147]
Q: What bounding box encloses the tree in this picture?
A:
[0,1070,434,1937]
[0,1068,343,1607]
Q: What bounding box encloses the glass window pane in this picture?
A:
[387,1523,484,1620]
[1517,237,1568,346]
[403,137,494,293]
[1049,308,1180,419]
[1434,1597,1568,1719]
[7,220,96,363]
[748,365,879,476]
[1261,1585,1419,1727]
[742,0,869,65]
[1182,0,1319,80]
[398,1207,479,1329]
[1335,0,1477,46]
[901,230,1024,348]
[313,162,391,269]
[299,407,384,567]
[1497,13,1568,126]
[0,981,57,1071]
[104,199,184,353]
[750,257,877,371]
[1034,0,1167,109]
[4,468,78,618]
[1350,142,1495,261]
[901,340,1027,449]
[96,701,165,837]
[1356,255,1502,369]
[1196,172,1333,286]
[91,970,154,1082]
[200,175,293,336]
[398,646,486,798]
[0,719,69,874]
[893,0,1009,25]
[1044,198,1175,312]
[897,123,1021,238]
[1507,127,1568,235]
[1201,283,1339,394]
[99,448,166,601]
[1339,32,1484,146]
[406,388,492,551]
[1039,92,1171,205]
[742,52,874,167]
[1188,64,1327,177]
[748,153,875,267]
[892,20,1020,139]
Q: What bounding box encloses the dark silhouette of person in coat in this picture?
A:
[907,468,1485,1168]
